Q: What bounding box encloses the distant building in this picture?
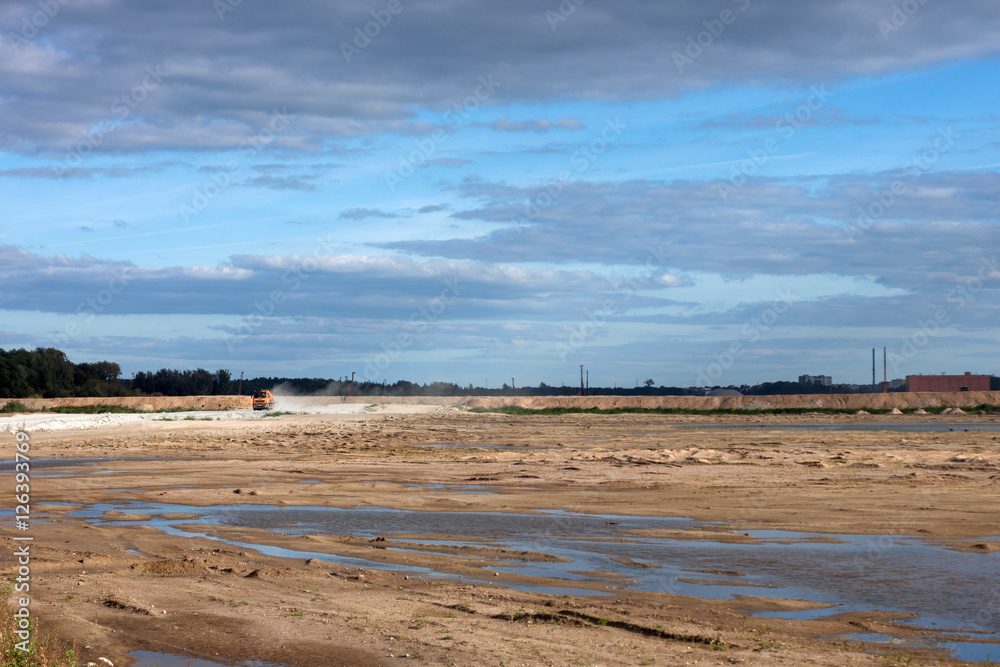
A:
[906,372,990,392]
[798,374,832,386]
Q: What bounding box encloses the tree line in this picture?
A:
[2,346,998,398]
[0,347,125,398]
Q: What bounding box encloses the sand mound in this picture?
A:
[888,408,903,415]
[466,390,1000,412]
[244,567,287,579]
[131,558,209,576]
[914,408,928,415]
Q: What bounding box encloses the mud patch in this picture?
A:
[101,594,154,615]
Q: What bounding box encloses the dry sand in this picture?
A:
[2,396,999,666]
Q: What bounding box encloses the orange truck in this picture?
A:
[252,389,274,410]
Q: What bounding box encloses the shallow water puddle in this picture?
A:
[832,634,1000,662]
[72,503,1000,651]
[363,479,497,494]
[676,422,1000,432]
[129,650,283,667]
[412,443,552,450]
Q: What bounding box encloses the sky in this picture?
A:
[1,0,999,388]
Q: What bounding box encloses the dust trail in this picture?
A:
[268,382,367,414]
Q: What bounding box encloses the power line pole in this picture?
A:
[579,365,584,396]
[883,347,887,393]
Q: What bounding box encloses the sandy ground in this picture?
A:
[3,402,1000,666]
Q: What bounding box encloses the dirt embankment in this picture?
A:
[1,395,251,411]
[467,390,1000,411]
[6,390,999,414]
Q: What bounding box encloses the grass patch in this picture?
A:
[469,405,997,417]
[48,404,147,414]
[260,411,296,418]
[51,405,221,414]
[1,586,78,666]
[1,405,227,415]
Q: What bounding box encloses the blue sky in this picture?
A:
[2,0,999,387]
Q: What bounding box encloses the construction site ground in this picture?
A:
[2,395,999,666]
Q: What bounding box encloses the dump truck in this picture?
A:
[252,389,274,410]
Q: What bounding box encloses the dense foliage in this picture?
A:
[0,347,125,398]
[1,347,997,398]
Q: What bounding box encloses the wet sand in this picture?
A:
[3,407,1000,665]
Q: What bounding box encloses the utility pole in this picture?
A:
[580,365,584,396]
[872,349,875,394]
[883,347,887,393]
[586,370,589,395]
[238,371,244,396]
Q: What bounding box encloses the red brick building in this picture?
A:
[906,372,991,392]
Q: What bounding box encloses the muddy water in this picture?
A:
[832,635,1000,662]
[676,422,1000,432]
[129,651,282,667]
[70,502,1000,644]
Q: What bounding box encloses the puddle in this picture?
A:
[70,503,447,579]
[0,457,190,480]
[129,650,284,667]
[942,641,1000,662]
[833,633,1000,662]
[364,480,497,494]
[0,457,113,472]
[69,502,1000,646]
[676,422,1000,432]
[413,443,551,450]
